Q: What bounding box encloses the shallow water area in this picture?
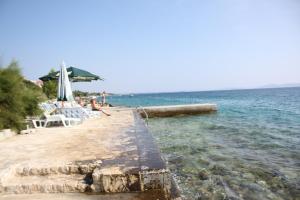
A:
[108,88,300,200]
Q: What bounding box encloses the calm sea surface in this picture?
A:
[107,87,300,200]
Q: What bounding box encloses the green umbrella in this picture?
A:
[39,67,103,82]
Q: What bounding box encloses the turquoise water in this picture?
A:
[107,88,300,200]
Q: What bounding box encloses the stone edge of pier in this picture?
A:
[133,111,182,199]
[138,103,217,118]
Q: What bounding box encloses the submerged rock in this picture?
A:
[198,169,209,180]
[211,191,227,200]
[209,164,230,176]
[167,155,184,167]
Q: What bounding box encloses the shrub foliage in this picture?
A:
[73,90,89,97]
[42,68,58,99]
[0,61,45,131]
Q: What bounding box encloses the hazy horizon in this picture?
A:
[1,0,299,93]
[112,84,300,95]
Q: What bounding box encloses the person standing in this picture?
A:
[101,91,106,106]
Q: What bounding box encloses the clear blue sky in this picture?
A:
[1,0,299,93]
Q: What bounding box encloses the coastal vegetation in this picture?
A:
[0,61,46,131]
[73,90,111,97]
[42,68,57,99]
[73,90,89,97]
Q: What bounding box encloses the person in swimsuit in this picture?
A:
[90,97,111,116]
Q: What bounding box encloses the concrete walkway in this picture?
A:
[0,109,173,199]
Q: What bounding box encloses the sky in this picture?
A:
[0,0,300,93]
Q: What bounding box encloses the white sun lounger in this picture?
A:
[56,107,101,120]
[44,114,81,127]
[32,102,82,128]
[32,114,81,128]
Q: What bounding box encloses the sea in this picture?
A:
[106,87,300,200]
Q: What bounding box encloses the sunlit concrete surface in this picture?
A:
[0,108,172,199]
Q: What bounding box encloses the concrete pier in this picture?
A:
[138,103,217,118]
[0,109,179,200]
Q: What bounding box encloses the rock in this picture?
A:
[198,169,209,180]
[257,180,267,187]
[68,165,80,174]
[197,191,210,200]
[242,173,255,181]
[209,164,229,176]
[91,168,134,193]
[168,155,184,165]
[20,129,35,135]
[77,181,88,192]
[212,191,227,200]
[29,167,39,175]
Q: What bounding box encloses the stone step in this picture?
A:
[14,160,102,176]
[1,174,89,194]
[0,191,168,200]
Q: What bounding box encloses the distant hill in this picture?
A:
[260,83,300,89]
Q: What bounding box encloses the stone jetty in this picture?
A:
[137,103,217,118]
[0,109,180,200]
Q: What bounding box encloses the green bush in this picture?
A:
[42,69,58,99]
[73,90,89,97]
[0,61,45,131]
[23,80,46,116]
